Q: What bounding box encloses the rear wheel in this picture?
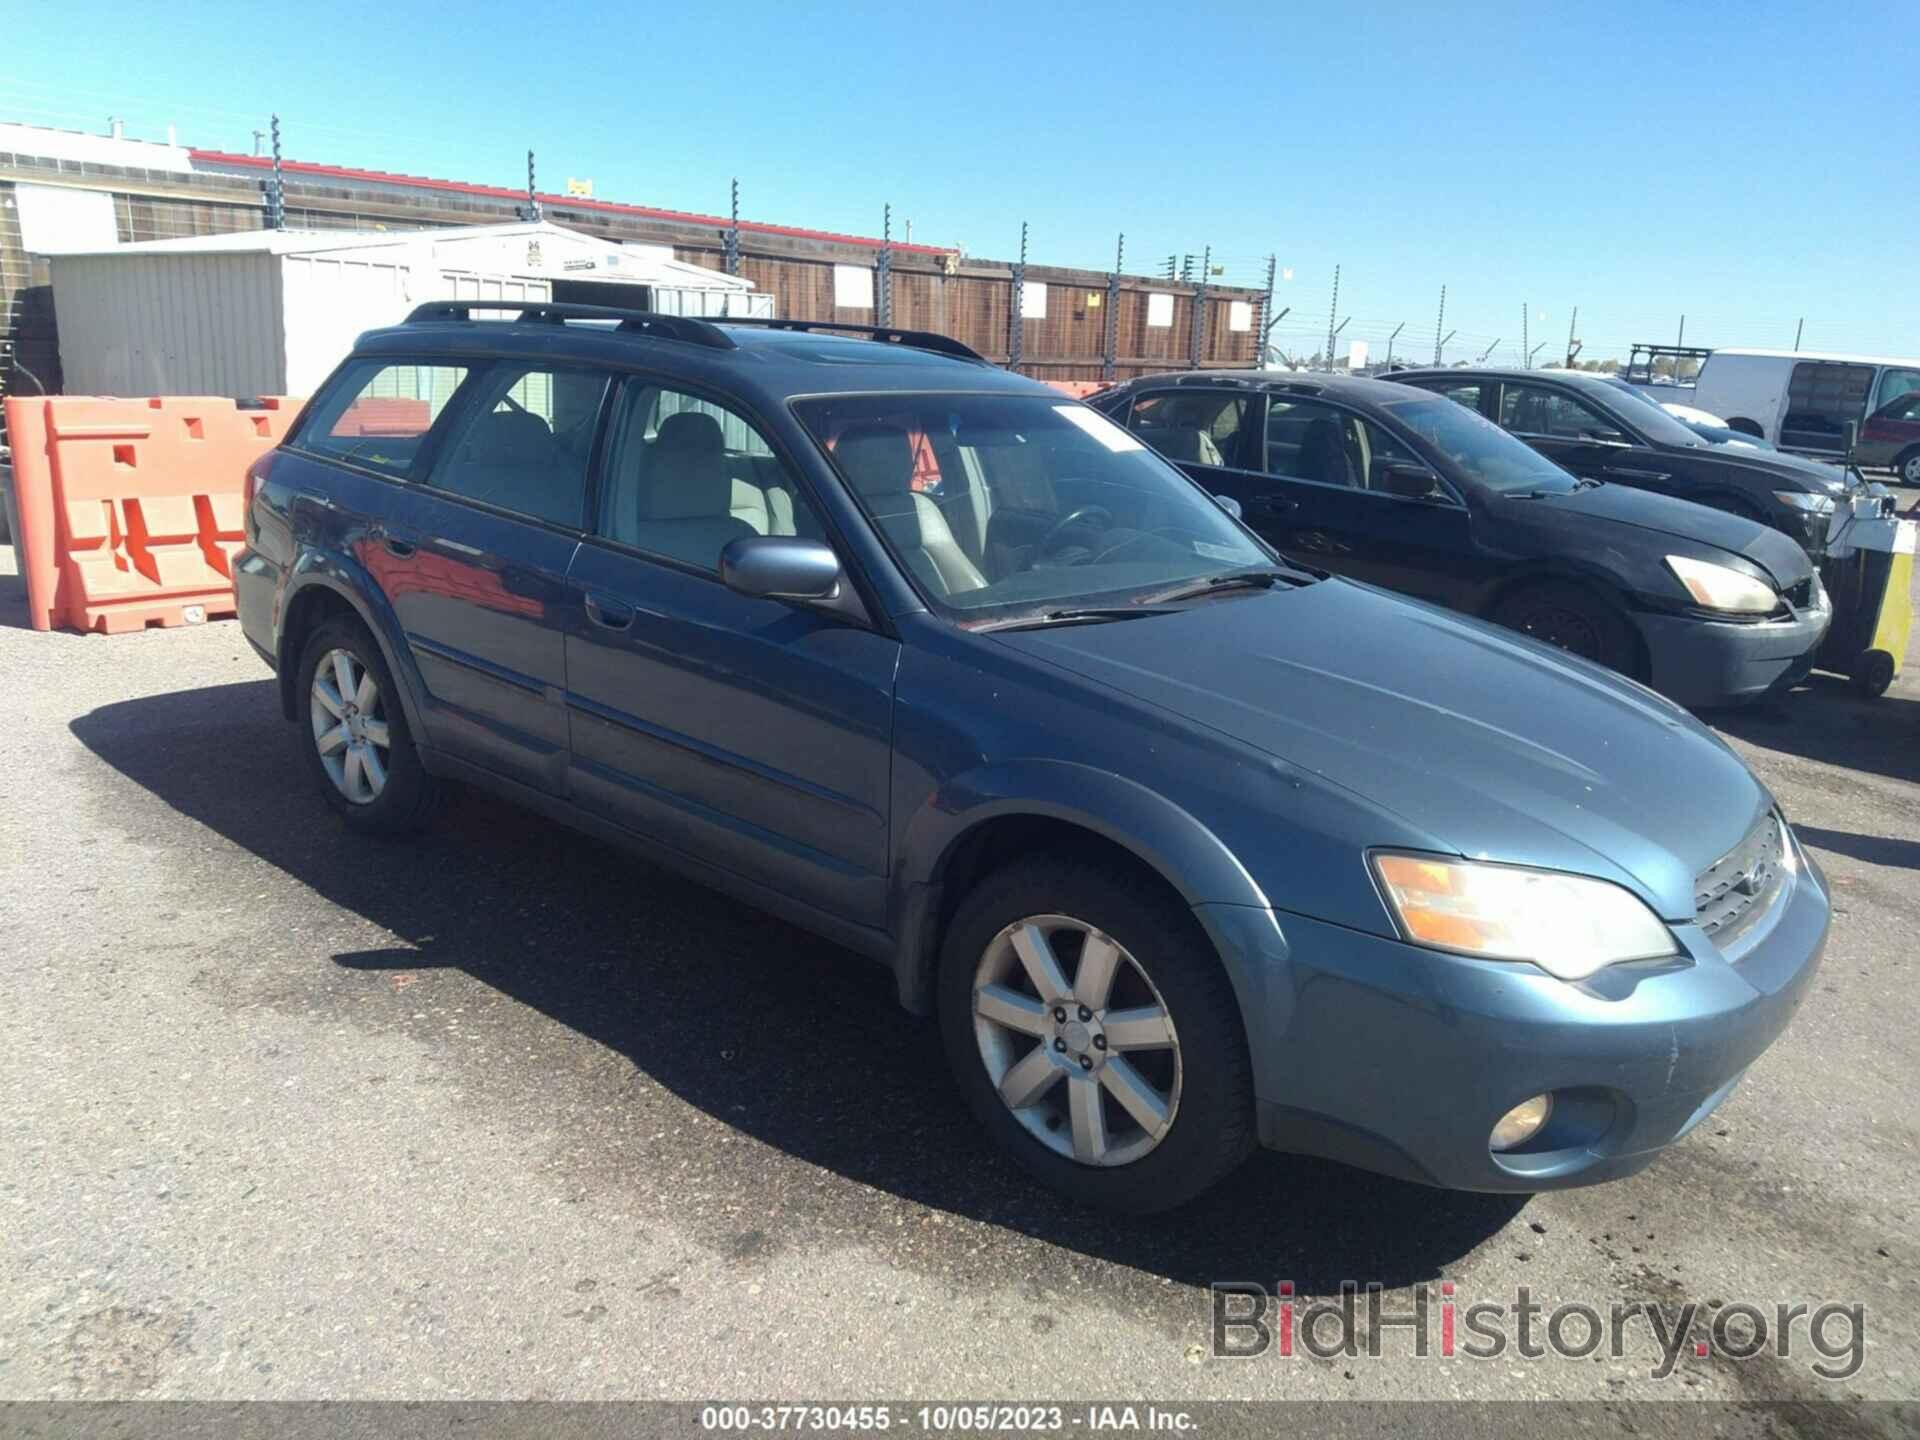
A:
[297,617,439,834]
[1491,580,1637,675]
[1896,447,1920,487]
[938,857,1254,1213]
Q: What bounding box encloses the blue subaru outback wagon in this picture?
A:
[236,302,1828,1212]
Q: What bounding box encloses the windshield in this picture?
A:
[793,393,1271,621]
[1379,394,1579,494]
[1585,378,1710,448]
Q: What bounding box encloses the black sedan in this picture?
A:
[1089,371,1830,708]
[1387,366,1872,561]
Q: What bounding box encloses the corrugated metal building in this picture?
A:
[45,220,764,399]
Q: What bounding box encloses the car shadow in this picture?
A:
[1706,673,1920,788]
[1785,825,1920,871]
[71,679,1525,1294]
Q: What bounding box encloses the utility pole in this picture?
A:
[876,204,892,328]
[1566,306,1581,368]
[1103,233,1123,382]
[524,150,541,222]
[266,115,285,231]
[1009,222,1028,371]
[1433,285,1447,365]
[723,179,741,276]
[1677,314,1685,348]
[1325,265,1341,372]
[1522,302,1530,370]
[1794,317,1804,352]
[1385,321,1405,369]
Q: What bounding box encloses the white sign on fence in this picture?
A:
[1146,292,1174,328]
[1228,301,1252,333]
[833,264,874,310]
[1020,281,1048,320]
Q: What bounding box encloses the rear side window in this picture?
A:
[1422,381,1484,412]
[425,364,610,529]
[1123,391,1251,467]
[298,361,469,477]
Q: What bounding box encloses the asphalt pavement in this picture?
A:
[1,525,1915,1417]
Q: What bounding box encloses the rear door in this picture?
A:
[562,377,898,928]
[1779,361,1875,455]
[389,361,610,795]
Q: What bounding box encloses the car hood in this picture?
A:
[1699,445,1854,495]
[995,581,1769,920]
[1532,483,1813,586]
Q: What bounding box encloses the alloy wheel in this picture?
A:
[1511,600,1601,660]
[310,648,392,805]
[971,914,1182,1167]
[1902,453,1920,486]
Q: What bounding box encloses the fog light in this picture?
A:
[1490,1094,1554,1152]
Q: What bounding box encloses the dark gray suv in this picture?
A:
[236,302,1828,1212]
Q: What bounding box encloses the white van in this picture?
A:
[1687,349,1920,458]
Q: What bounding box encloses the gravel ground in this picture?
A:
[0,516,1915,1415]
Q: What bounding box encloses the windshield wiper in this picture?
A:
[972,606,1181,634]
[1136,566,1317,606]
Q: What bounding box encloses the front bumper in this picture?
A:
[1636,596,1831,708]
[1195,844,1828,1192]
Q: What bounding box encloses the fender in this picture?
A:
[887,757,1271,1013]
[276,546,430,741]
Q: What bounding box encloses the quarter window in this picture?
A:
[597,382,825,572]
[298,360,469,477]
[426,364,609,528]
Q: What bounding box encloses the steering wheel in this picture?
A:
[1039,504,1115,555]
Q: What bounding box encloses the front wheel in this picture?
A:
[1491,580,1637,676]
[938,857,1254,1213]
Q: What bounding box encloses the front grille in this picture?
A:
[1695,813,1788,948]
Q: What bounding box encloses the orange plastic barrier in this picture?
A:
[4,395,302,634]
[1046,380,1115,401]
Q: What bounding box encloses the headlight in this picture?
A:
[1372,854,1678,981]
[1773,490,1837,513]
[1665,555,1779,614]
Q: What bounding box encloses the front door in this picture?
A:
[562,378,898,928]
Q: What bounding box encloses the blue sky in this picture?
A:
[8,0,1915,363]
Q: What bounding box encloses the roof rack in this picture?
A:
[706,317,985,363]
[402,300,737,351]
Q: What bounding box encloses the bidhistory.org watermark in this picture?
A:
[1211,1281,1865,1380]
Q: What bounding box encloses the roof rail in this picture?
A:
[402,300,737,351]
[706,317,985,363]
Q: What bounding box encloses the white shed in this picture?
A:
[43,220,769,399]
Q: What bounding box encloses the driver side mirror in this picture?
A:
[1843,419,1859,458]
[1379,462,1446,501]
[1213,494,1244,521]
[720,535,843,601]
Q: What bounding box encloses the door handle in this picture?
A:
[1252,493,1298,515]
[1604,467,1672,484]
[584,593,635,631]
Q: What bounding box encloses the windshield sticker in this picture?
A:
[1053,405,1145,452]
[1194,542,1244,563]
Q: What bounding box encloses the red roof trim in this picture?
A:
[189,150,955,257]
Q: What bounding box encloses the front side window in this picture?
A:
[1875,368,1920,410]
[1263,398,1424,491]
[1422,381,1484,412]
[598,382,826,572]
[1382,394,1577,495]
[298,360,470,477]
[1498,384,1626,443]
[793,393,1268,620]
[1123,391,1251,467]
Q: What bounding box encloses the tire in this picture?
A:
[1491,580,1638,675]
[937,856,1255,1214]
[295,616,440,834]
[1852,650,1896,699]
[1896,447,1920,488]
